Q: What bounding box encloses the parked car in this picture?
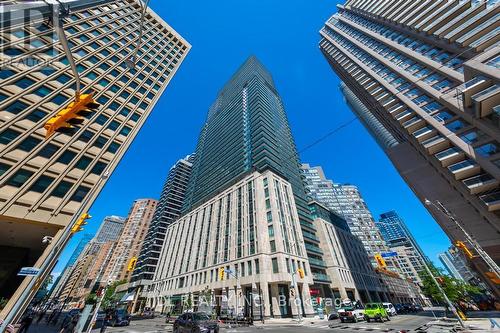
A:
[383,303,397,316]
[173,312,219,333]
[338,305,365,323]
[328,311,339,320]
[107,308,130,327]
[364,303,390,322]
[412,304,424,312]
[394,303,406,314]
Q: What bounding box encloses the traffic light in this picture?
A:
[455,241,474,259]
[297,268,305,279]
[71,212,91,234]
[218,267,225,281]
[374,254,387,268]
[127,257,137,272]
[44,93,100,139]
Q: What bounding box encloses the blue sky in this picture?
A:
[53,0,451,276]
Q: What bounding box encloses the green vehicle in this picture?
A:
[364,303,390,323]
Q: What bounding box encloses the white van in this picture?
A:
[383,303,397,316]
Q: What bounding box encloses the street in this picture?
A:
[87,312,439,333]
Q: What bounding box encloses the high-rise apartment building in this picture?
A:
[320,0,500,293]
[150,57,323,318]
[376,211,427,282]
[301,164,387,259]
[0,0,190,306]
[132,154,194,284]
[103,199,157,283]
[94,215,125,243]
[439,247,481,285]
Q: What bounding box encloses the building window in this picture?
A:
[107,120,119,131]
[119,127,131,136]
[95,115,109,125]
[57,151,77,164]
[476,143,498,157]
[268,225,274,237]
[5,101,29,115]
[78,130,94,143]
[266,211,272,222]
[255,259,260,274]
[272,258,278,273]
[37,144,59,158]
[15,77,35,89]
[0,128,21,145]
[75,156,92,170]
[17,136,41,152]
[70,186,90,202]
[270,240,276,252]
[51,181,72,198]
[107,142,120,153]
[29,175,55,193]
[6,169,34,187]
[0,163,10,177]
[91,162,107,175]
[93,136,107,148]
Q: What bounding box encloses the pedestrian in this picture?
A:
[18,312,34,333]
[36,309,46,323]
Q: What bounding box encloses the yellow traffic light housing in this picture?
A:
[218,267,225,281]
[455,241,474,259]
[127,257,138,272]
[297,268,305,279]
[71,212,91,234]
[375,254,387,268]
[44,93,100,139]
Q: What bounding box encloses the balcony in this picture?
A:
[308,257,327,268]
[471,84,500,118]
[300,220,317,231]
[313,273,332,283]
[480,191,500,211]
[422,135,450,154]
[412,126,434,142]
[435,147,465,167]
[305,244,324,255]
[462,76,491,108]
[395,109,413,121]
[463,173,499,194]
[303,231,320,242]
[448,159,481,180]
[403,116,425,132]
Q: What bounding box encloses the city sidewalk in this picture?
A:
[253,316,327,327]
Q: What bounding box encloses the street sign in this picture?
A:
[381,251,398,258]
[18,267,40,276]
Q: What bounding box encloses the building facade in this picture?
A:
[94,215,125,243]
[320,0,500,293]
[0,0,190,306]
[301,164,388,260]
[148,170,315,318]
[439,247,479,284]
[103,199,157,283]
[131,154,194,284]
[310,201,386,303]
[376,211,426,284]
[150,57,331,318]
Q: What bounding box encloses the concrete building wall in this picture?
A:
[0,0,190,303]
[148,170,315,318]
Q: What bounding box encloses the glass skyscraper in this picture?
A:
[320,0,500,296]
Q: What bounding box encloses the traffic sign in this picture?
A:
[381,251,398,258]
[18,267,40,276]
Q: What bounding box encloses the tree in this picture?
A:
[101,280,126,310]
[419,264,480,306]
[0,298,8,310]
[85,293,97,305]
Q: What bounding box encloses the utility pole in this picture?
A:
[425,199,500,277]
